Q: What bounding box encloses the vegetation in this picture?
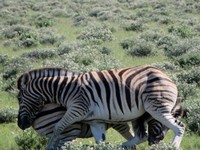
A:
[0,0,200,149]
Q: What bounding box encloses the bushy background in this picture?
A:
[0,0,200,149]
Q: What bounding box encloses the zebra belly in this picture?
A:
[85,105,145,123]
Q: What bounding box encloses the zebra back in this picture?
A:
[17,67,79,90]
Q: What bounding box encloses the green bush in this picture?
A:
[2,25,30,39]
[164,39,192,58]
[0,108,17,123]
[34,14,53,28]
[44,44,119,72]
[15,129,48,150]
[177,82,198,100]
[73,12,90,26]
[183,99,200,135]
[153,62,177,72]
[18,32,38,48]
[168,25,196,38]
[62,141,124,150]
[177,67,200,86]
[148,142,176,150]
[39,29,60,45]
[123,38,154,57]
[1,25,38,48]
[21,49,57,60]
[175,51,200,68]
[2,57,33,92]
[122,20,146,32]
[57,43,74,55]
[0,54,9,65]
[77,23,113,44]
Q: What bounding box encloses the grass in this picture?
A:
[0,123,21,150]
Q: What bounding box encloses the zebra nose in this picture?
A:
[18,115,32,130]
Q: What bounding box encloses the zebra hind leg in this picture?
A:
[145,105,185,149]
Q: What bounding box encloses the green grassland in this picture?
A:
[0,0,200,149]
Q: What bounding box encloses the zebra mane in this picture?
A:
[17,67,79,90]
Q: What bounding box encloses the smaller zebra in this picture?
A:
[33,103,133,149]
[32,102,184,148]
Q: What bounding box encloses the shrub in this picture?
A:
[2,25,30,39]
[73,12,90,26]
[18,32,38,48]
[34,14,53,28]
[0,54,9,65]
[139,30,163,43]
[21,49,57,60]
[148,142,176,150]
[15,129,48,150]
[168,25,196,38]
[122,20,146,32]
[153,62,177,72]
[156,34,178,50]
[0,108,17,123]
[2,57,33,92]
[57,43,74,55]
[51,9,68,17]
[39,29,59,45]
[62,140,124,150]
[176,67,200,86]
[175,51,200,68]
[99,46,111,55]
[121,38,154,57]
[77,23,113,44]
[177,82,198,101]
[1,25,38,48]
[164,39,192,58]
[44,44,119,72]
[183,99,200,135]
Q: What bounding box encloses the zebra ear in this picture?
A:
[17,73,29,89]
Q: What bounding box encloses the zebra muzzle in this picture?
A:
[18,115,32,130]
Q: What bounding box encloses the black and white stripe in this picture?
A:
[17,65,185,149]
[33,103,133,149]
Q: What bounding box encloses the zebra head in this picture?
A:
[148,119,169,145]
[17,73,45,130]
[148,98,186,145]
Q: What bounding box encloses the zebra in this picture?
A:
[33,103,134,149]
[16,67,171,149]
[33,102,184,148]
[17,65,185,149]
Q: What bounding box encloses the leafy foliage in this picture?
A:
[77,23,113,44]
[0,108,17,123]
[15,129,48,150]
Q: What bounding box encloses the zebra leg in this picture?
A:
[145,104,185,149]
[47,108,88,150]
[122,119,148,148]
[90,122,106,143]
[112,123,133,140]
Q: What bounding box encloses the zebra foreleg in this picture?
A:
[122,119,148,148]
[47,108,88,149]
[90,122,106,143]
[112,123,133,140]
[46,135,60,150]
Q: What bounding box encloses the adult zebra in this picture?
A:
[17,67,134,147]
[17,65,185,149]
